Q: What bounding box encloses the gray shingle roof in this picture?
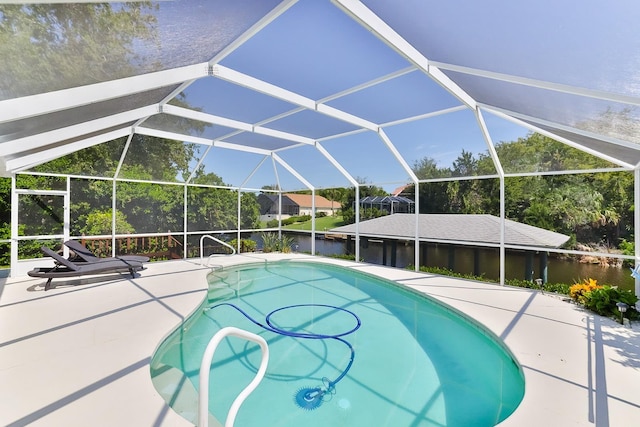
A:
[330,214,570,248]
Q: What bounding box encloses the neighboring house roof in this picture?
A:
[284,193,341,209]
[330,213,570,248]
[391,185,411,197]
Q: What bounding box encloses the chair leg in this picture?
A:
[44,278,53,291]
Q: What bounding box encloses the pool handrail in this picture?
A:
[198,326,269,427]
[200,235,236,266]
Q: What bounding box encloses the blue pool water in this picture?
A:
[150,261,525,426]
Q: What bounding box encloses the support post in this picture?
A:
[10,176,17,277]
[448,246,455,271]
[390,241,397,267]
[539,251,548,284]
[635,167,640,308]
[382,240,387,266]
[473,248,481,277]
[421,243,427,268]
[525,252,534,282]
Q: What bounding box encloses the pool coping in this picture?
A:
[1,253,639,426]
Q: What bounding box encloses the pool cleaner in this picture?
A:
[204,302,360,411]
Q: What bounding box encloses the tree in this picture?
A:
[240,192,260,229]
[82,209,135,235]
[117,182,184,233]
[451,150,478,177]
[318,187,348,216]
[118,134,199,183]
[188,187,237,231]
[0,178,11,239]
[260,184,279,192]
[340,179,388,224]
[407,132,634,249]
[412,157,451,180]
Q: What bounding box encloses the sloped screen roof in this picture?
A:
[1,0,638,188]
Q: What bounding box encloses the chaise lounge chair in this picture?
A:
[64,240,150,264]
[28,247,145,291]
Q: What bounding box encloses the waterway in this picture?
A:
[288,234,636,292]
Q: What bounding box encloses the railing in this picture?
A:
[198,326,269,427]
[80,234,183,260]
[200,235,236,266]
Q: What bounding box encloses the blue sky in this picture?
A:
[155,1,571,191]
[162,1,533,191]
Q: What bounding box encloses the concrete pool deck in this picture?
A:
[1,253,639,426]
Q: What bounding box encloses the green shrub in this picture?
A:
[266,219,279,228]
[260,232,279,252]
[278,234,294,253]
[229,238,257,253]
[259,232,294,253]
[582,285,639,319]
[82,209,134,235]
[619,239,635,267]
[328,253,361,261]
[241,239,257,252]
[540,282,571,295]
[412,265,486,281]
[281,217,295,226]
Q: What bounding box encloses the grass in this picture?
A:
[283,215,344,231]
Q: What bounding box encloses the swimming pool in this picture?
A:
[150,261,524,426]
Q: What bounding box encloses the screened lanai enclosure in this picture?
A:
[1,0,640,298]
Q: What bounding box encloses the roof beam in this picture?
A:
[211,64,314,109]
[381,105,467,128]
[210,64,379,131]
[162,104,252,132]
[208,0,299,65]
[162,104,315,145]
[213,140,271,156]
[254,126,314,145]
[432,61,640,107]
[272,152,314,189]
[475,108,505,178]
[0,63,209,124]
[2,127,131,174]
[218,67,417,143]
[239,155,270,189]
[333,0,477,109]
[481,105,637,169]
[318,66,417,103]
[0,105,158,157]
[133,126,274,158]
[377,128,419,183]
[315,142,359,187]
[185,145,213,184]
[134,127,213,146]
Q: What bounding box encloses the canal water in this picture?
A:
[289,234,636,292]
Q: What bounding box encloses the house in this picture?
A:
[359,195,415,214]
[258,193,341,221]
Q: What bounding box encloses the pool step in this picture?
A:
[153,365,222,427]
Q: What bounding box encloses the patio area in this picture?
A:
[1,254,639,426]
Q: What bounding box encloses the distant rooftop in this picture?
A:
[331,213,570,248]
[260,193,340,209]
[284,193,340,209]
